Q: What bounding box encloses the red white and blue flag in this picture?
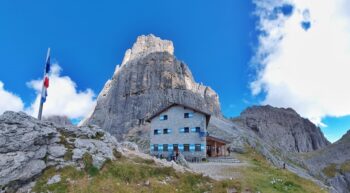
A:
[41,49,50,103]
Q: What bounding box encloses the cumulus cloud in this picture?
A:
[251,0,350,126]
[26,63,96,120]
[0,81,25,114]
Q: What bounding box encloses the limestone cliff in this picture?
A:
[83,34,221,140]
[233,105,330,153]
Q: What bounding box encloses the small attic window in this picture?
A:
[184,112,193,118]
[160,115,168,121]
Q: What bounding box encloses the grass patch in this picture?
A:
[234,147,327,193]
[63,149,73,161]
[32,156,241,193]
[340,160,350,173]
[132,156,155,165]
[82,153,99,176]
[59,133,75,161]
[321,160,350,178]
[32,148,326,193]
[32,166,84,193]
[322,164,337,178]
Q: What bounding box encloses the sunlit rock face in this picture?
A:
[83,34,221,140]
[236,105,330,153]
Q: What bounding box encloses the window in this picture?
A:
[195,144,201,151]
[184,113,189,118]
[184,127,189,133]
[163,144,168,151]
[168,144,173,151]
[154,144,159,151]
[191,127,201,133]
[154,129,161,135]
[184,144,190,152]
[184,112,194,118]
[160,115,168,121]
[163,128,171,134]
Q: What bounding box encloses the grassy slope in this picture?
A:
[33,154,238,193]
[233,148,327,193]
[32,150,326,193]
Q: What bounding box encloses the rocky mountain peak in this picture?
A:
[84,35,221,140]
[236,105,330,153]
[121,34,174,65]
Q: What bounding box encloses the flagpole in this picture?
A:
[38,48,51,120]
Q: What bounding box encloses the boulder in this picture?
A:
[47,175,61,185]
[48,145,66,158]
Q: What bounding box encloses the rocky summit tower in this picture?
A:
[83,34,221,141]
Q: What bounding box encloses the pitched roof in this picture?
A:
[145,103,211,126]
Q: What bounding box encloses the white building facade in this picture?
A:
[147,104,210,161]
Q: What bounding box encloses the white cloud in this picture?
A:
[251,0,350,126]
[0,81,24,114]
[26,63,96,120]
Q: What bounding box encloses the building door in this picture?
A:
[206,145,212,157]
[173,144,178,152]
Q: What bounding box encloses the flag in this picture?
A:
[41,49,50,103]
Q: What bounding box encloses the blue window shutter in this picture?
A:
[168,144,173,150]
[159,144,163,151]
[179,128,184,133]
[158,129,163,134]
[168,128,172,133]
[201,144,205,151]
[190,144,195,152]
[179,144,184,151]
[150,144,154,151]
[160,116,164,121]
[191,128,196,133]
[189,113,194,118]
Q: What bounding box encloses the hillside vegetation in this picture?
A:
[32,150,326,193]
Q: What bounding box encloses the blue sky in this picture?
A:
[0,0,349,142]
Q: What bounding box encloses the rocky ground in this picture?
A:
[0,111,188,193]
[0,111,330,193]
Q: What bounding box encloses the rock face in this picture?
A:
[0,111,121,192]
[83,34,221,140]
[234,105,330,153]
[305,130,350,193]
[43,115,72,126]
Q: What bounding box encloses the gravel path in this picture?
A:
[188,161,248,180]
